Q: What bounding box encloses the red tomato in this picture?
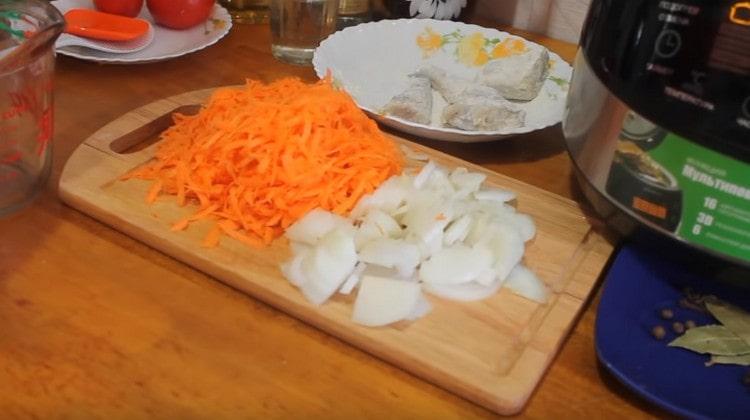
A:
[93,0,144,17]
[146,0,215,29]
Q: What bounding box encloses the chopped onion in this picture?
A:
[289,241,312,255]
[419,244,493,285]
[413,160,437,189]
[298,227,357,305]
[358,238,421,278]
[405,293,433,320]
[511,213,536,242]
[352,276,422,326]
[443,214,472,246]
[422,165,454,194]
[285,209,352,245]
[339,262,367,295]
[475,268,498,287]
[423,277,504,301]
[477,223,525,281]
[474,188,517,203]
[504,264,549,303]
[450,167,486,196]
[280,247,310,287]
[362,208,402,237]
[279,161,544,323]
[351,175,411,218]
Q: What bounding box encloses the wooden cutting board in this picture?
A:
[58,88,613,415]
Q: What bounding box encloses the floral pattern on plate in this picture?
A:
[416,26,528,66]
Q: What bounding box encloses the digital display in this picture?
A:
[730,2,750,25]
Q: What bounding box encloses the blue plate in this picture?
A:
[595,242,750,419]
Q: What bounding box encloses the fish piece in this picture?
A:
[480,47,550,101]
[381,75,433,125]
[414,65,497,104]
[442,95,525,131]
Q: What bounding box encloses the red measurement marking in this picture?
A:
[36,107,52,156]
[1,151,22,164]
[2,88,39,121]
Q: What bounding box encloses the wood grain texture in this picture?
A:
[0,23,670,418]
[58,89,612,414]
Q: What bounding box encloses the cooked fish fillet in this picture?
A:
[381,75,433,125]
[442,96,525,131]
[414,65,496,104]
[480,47,549,101]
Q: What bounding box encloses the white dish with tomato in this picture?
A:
[52,0,231,64]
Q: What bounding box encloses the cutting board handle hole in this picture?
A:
[109,104,201,155]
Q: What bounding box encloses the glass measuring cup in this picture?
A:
[0,0,64,216]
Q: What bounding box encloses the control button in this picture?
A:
[743,96,750,118]
[655,30,682,58]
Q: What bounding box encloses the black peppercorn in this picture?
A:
[652,325,666,340]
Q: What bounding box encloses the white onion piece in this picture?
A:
[339,262,367,295]
[511,213,536,242]
[443,214,472,246]
[363,209,402,238]
[475,268,498,287]
[405,293,432,320]
[354,221,383,250]
[413,160,437,189]
[361,264,401,279]
[504,265,549,303]
[299,227,358,305]
[285,209,352,245]
[423,277,504,301]
[358,238,421,278]
[423,166,454,194]
[409,228,444,261]
[478,223,525,281]
[280,247,310,287]
[352,276,422,326]
[402,199,452,245]
[289,241,312,255]
[351,175,411,218]
[465,212,491,245]
[419,244,493,285]
[450,168,486,194]
[474,188,517,203]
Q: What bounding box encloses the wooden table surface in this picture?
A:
[0,21,667,418]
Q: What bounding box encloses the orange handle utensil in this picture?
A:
[64,9,149,42]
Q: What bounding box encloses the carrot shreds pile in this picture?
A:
[123,77,403,247]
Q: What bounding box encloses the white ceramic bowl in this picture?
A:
[313,19,573,143]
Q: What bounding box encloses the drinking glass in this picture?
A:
[220,0,270,24]
[270,0,339,66]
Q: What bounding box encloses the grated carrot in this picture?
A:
[123,77,403,247]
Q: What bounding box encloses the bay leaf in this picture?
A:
[668,325,750,356]
[707,354,750,367]
[706,301,750,346]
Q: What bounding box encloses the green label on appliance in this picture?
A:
[649,134,750,263]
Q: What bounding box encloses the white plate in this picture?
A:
[313,19,573,143]
[51,0,232,64]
